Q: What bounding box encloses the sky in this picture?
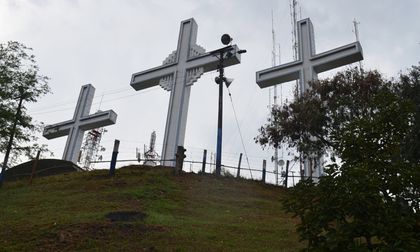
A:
[1,0,419,183]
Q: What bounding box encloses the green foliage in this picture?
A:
[257,65,420,250]
[0,41,51,165]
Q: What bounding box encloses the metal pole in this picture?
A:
[109,139,120,177]
[309,158,313,179]
[300,153,304,180]
[285,160,290,188]
[201,149,207,173]
[0,95,24,187]
[262,159,267,183]
[215,52,224,176]
[236,153,243,178]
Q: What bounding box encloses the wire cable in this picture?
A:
[31,69,219,115]
[227,86,253,179]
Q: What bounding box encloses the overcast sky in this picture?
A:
[1,0,419,181]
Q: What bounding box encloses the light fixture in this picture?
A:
[221,34,232,45]
[224,78,234,88]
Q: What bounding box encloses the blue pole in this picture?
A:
[215,52,224,176]
[110,139,120,177]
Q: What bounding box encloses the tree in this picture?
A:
[256,66,420,250]
[0,41,51,168]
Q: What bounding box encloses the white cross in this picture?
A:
[130,18,242,166]
[43,84,117,164]
[256,18,363,179]
[257,18,363,94]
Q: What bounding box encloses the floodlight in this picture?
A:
[221,34,232,45]
[215,76,223,84]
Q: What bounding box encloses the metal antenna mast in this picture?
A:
[290,0,299,98]
[352,18,363,70]
[290,0,298,62]
[290,0,304,179]
[271,10,280,185]
[143,131,160,166]
[79,127,106,170]
[272,10,277,67]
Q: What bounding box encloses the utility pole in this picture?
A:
[215,48,225,176]
[213,34,246,176]
[0,91,26,187]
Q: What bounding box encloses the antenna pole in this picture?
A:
[290,0,298,62]
[290,0,303,178]
[271,10,280,185]
[353,18,363,70]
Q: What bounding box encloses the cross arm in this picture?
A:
[312,41,363,73]
[130,64,176,91]
[43,120,75,139]
[256,61,302,89]
[187,45,242,72]
[79,110,117,130]
[43,110,117,139]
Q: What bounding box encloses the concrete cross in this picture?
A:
[43,84,117,164]
[256,18,363,179]
[257,18,363,94]
[130,18,242,166]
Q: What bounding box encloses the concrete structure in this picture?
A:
[130,18,242,166]
[43,84,117,164]
[256,18,363,179]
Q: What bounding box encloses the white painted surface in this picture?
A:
[43,84,117,164]
[256,18,364,179]
[130,18,242,166]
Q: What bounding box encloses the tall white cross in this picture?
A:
[43,84,117,164]
[256,18,363,179]
[130,18,243,166]
[257,18,363,94]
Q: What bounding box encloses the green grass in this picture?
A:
[0,165,304,251]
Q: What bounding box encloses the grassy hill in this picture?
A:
[0,165,304,251]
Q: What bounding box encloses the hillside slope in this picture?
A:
[0,165,304,251]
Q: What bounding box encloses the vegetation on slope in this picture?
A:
[0,165,303,251]
[256,66,420,250]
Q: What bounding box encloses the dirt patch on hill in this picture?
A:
[105,211,147,222]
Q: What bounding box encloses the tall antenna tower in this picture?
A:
[290,0,299,62]
[290,0,304,179]
[290,0,300,98]
[271,10,280,185]
[143,131,160,166]
[78,127,106,170]
[272,10,277,68]
[352,18,363,70]
[77,96,108,171]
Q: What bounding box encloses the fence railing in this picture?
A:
[89,144,320,187]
